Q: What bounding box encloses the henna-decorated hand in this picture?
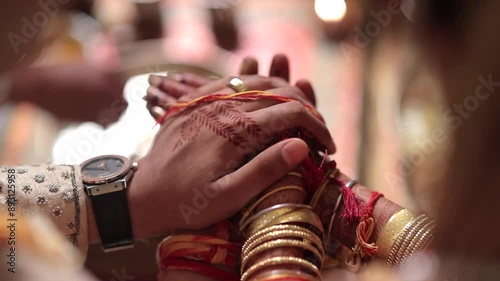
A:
[126,83,335,239]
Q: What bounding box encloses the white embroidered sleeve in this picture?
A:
[0,165,88,255]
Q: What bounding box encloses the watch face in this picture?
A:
[81,155,131,184]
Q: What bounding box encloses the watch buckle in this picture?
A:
[87,180,126,196]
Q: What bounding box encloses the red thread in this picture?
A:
[363,192,384,220]
[337,181,363,224]
[355,191,384,257]
[156,91,324,125]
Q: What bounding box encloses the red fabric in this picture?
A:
[159,258,239,281]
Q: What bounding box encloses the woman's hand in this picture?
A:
[10,63,126,126]
[127,84,335,239]
[144,54,317,118]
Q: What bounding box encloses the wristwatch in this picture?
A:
[81,155,137,252]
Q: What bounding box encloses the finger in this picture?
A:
[196,75,290,97]
[144,86,177,106]
[173,73,214,87]
[213,138,309,217]
[192,85,313,113]
[146,104,166,120]
[148,74,165,87]
[295,79,316,107]
[154,78,197,99]
[250,101,335,153]
[239,57,259,75]
[269,54,290,81]
[234,86,314,112]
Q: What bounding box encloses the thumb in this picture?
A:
[214,138,309,214]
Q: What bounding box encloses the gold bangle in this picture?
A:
[325,189,343,246]
[401,220,436,262]
[251,269,318,281]
[398,223,436,269]
[244,224,318,249]
[409,223,435,254]
[240,204,310,234]
[241,204,312,236]
[240,185,307,227]
[393,216,432,266]
[243,225,323,255]
[241,256,321,281]
[412,224,435,254]
[387,214,425,267]
[287,171,303,179]
[265,208,325,236]
[245,207,324,238]
[241,239,324,272]
[375,209,418,260]
[386,214,426,267]
[310,168,339,209]
[242,229,323,258]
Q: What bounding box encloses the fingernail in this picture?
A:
[281,139,307,166]
[146,87,161,102]
[173,73,185,83]
[148,75,162,87]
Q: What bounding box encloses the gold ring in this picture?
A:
[227,77,247,92]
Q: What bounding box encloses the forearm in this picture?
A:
[0,164,89,256]
[328,172,402,248]
[317,170,434,269]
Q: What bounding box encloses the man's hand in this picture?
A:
[10,63,127,126]
[127,83,334,239]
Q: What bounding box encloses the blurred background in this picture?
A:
[0,0,446,278]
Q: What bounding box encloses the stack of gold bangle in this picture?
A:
[310,168,339,210]
[240,204,325,281]
[375,209,436,269]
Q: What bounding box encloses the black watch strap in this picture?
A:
[90,189,133,251]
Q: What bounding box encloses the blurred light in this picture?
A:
[315,0,347,22]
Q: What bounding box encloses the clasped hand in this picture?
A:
[128,56,335,239]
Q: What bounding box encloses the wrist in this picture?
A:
[84,157,150,244]
[86,193,100,243]
[324,173,399,248]
[127,157,151,240]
